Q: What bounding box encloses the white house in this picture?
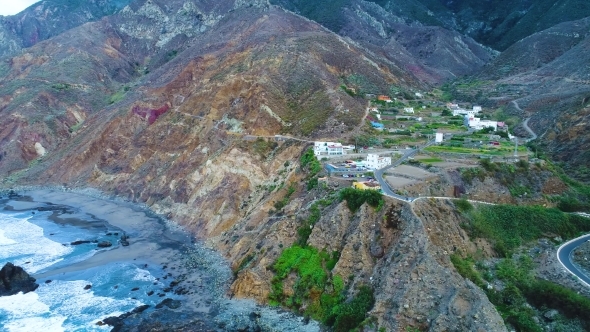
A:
[404,107,415,114]
[435,132,444,143]
[314,142,346,156]
[473,106,482,113]
[365,154,392,170]
[453,108,478,117]
[464,116,498,131]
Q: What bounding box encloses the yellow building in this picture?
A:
[352,181,381,191]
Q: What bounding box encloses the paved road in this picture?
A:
[512,101,537,142]
[557,234,590,288]
[522,117,538,142]
[374,140,435,202]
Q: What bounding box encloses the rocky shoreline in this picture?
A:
[0,262,39,297]
[0,188,319,332]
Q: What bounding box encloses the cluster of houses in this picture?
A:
[315,140,393,171]
[447,104,506,131]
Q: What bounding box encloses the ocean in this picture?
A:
[0,209,177,331]
[0,191,320,332]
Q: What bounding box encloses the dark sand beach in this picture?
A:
[0,188,319,331]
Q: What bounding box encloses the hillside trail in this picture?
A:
[512,100,538,142]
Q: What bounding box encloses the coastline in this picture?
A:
[0,187,320,331]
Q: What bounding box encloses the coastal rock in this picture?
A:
[0,263,39,296]
[71,240,92,245]
[97,241,112,248]
[84,284,92,290]
[120,233,130,247]
[155,298,182,309]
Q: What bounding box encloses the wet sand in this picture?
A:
[0,188,321,331]
[1,188,209,313]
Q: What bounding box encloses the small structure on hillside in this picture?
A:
[464,116,498,131]
[314,142,346,156]
[404,107,415,114]
[435,132,444,143]
[378,95,392,102]
[366,154,391,170]
[353,181,381,191]
[371,121,385,130]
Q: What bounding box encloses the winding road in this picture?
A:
[374,140,435,202]
[512,100,537,142]
[522,118,538,142]
[557,234,590,288]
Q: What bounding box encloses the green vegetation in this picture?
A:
[554,168,590,212]
[296,202,321,246]
[269,245,373,331]
[425,145,526,156]
[452,250,590,331]
[454,198,473,212]
[300,147,321,176]
[273,184,296,211]
[344,74,379,96]
[417,157,443,163]
[450,254,485,287]
[68,121,83,133]
[338,188,383,212]
[109,89,126,104]
[51,83,71,91]
[459,204,590,257]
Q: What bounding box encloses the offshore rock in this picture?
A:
[0,262,39,296]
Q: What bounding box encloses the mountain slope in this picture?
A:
[0,0,132,58]
[272,0,495,84]
[441,17,590,179]
[364,0,590,51]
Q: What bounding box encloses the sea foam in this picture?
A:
[0,214,72,273]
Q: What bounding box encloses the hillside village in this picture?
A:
[313,88,527,195]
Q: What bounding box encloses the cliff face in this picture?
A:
[223,180,506,331]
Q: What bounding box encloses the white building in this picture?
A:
[365,154,392,170]
[314,142,346,156]
[404,107,415,114]
[435,132,444,143]
[452,105,481,117]
[464,116,498,131]
[453,108,478,117]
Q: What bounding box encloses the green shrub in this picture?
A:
[269,245,355,325]
[330,285,375,332]
[296,203,321,246]
[454,198,473,212]
[463,205,590,256]
[300,148,321,176]
[339,188,383,212]
[450,254,485,287]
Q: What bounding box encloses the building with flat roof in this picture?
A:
[464,116,498,131]
[314,141,346,156]
[366,154,391,170]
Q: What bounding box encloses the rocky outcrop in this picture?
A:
[0,262,39,296]
[371,203,506,331]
